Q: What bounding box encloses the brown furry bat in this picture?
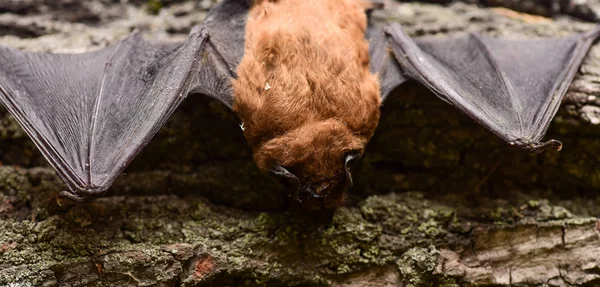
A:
[233,0,381,208]
[0,0,597,209]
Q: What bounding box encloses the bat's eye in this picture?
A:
[344,151,361,186]
[269,165,301,201]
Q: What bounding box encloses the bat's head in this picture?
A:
[253,118,371,210]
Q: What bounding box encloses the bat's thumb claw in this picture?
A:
[364,0,384,16]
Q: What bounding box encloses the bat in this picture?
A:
[0,0,598,210]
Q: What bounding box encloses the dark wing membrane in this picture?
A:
[0,29,207,200]
[385,23,600,151]
[0,0,248,200]
[366,22,408,101]
[189,0,249,107]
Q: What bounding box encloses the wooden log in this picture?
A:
[0,1,599,286]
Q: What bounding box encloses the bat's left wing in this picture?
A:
[374,22,600,151]
[0,0,248,201]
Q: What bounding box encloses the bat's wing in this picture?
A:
[383,23,600,151]
[0,0,248,200]
[366,20,408,101]
[188,0,248,106]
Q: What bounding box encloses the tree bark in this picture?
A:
[0,1,599,286]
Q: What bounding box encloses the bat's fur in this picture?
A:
[233,0,381,208]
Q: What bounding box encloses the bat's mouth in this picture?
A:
[294,181,349,210]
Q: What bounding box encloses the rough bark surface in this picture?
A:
[0,1,599,286]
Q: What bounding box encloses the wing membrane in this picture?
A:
[0,30,207,199]
[0,0,248,200]
[385,23,600,151]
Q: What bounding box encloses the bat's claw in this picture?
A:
[57,190,85,203]
[57,184,106,203]
[530,140,563,153]
[367,0,384,10]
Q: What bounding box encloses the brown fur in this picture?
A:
[232,0,381,208]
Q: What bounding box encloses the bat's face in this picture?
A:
[253,119,368,209]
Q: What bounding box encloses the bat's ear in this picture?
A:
[269,165,301,201]
[344,151,361,186]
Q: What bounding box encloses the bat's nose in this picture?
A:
[300,178,350,210]
[268,151,362,208]
[302,152,361,201]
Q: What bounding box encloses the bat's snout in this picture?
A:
[269,151,361,209]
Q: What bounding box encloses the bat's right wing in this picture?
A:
[0,0,248,201]
[376,23,600,152]
[366,21,408,101]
